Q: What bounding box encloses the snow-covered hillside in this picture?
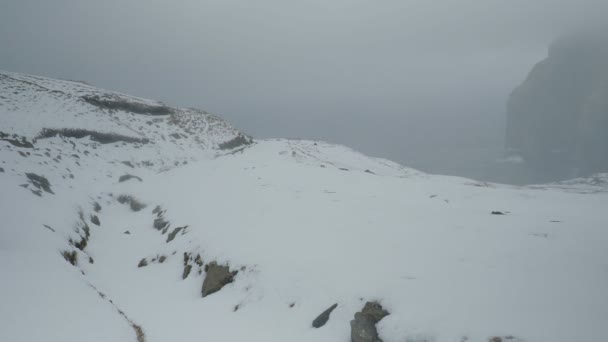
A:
[1,71,607,342]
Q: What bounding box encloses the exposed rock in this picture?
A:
[350,301,390,342]
[74,236,87,251]
[312,303,338,328]
[121,161,135,168]
[158,255,166,263]
[93,201,102,212]
[0,167,4,172]
[117,195,147,212]
[153,217,169,231]
[166,226,184,243]
[25,173,54,194]
[138,258,148,268]
[0,135,34,148]
[37,128,149,144]
[201,262,238,297]
[90,215,100,226]
[194,254,203,266]
[82,95,174,116]
[182,264,192,280]
[119,174,143,182]
[218,133,253,150]
[488,336,523,342]
[491,211,505,215]
[62,250,77,266]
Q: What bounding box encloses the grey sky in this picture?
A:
[2,0,607,181]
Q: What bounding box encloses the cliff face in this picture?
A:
[506,30,608,182]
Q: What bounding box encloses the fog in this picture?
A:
[2,0,607,183]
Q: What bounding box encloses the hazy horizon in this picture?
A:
[3,0,607,183]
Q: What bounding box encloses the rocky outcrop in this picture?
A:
[82,95,174,116]
[37,128,149,145]
[350,301,389,342]
[312,303,338,328]
[506,29,608,182]
[218,133,253,150]
[25,173,54,194]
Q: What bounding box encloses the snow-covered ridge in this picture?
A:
[0,71,249,148]
[1,71,607,342]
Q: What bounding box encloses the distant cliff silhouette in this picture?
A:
[506,29,608,182]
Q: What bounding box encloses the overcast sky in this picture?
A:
[2,0,607,179]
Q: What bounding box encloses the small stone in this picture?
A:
[90,215,100,226]
[312,303,338,328]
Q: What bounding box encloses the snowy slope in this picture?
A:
[1,71,607,342]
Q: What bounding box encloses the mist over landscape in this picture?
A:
[3,0,607,184]
[2,2,608,342]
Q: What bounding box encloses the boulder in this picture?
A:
[201,262,237,297]
[350,302,389,342]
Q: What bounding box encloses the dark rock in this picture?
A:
[491,211,505,215]
[488,337,522,342]
[153,217,169,231]
[218,133,253,150]
[1,137,34,148]
[312,303,338,328]
[90,215,100,226]
[121,161,135,168]
[364,169,375,174]
[119,174,143,182]
[350,302,390,342]
[62,250,78,266]
[166,226,184,243]
[93,202,102,213]
[89,257,94,264]
[74,236,87,250]
[81,95,174,116]
[182,264,192,280]
[194,254,203,266]
[117,195,147,211]
[138,258,148,268]
[0,167,4,172]
[158,255,167,263]
[124,230,131,234]
[37,128,149,144]
[25,173,54,194]
[202,262,238,297]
